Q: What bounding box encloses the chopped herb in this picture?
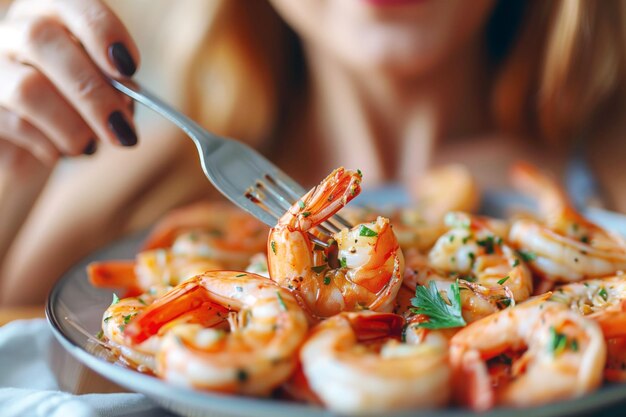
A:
[298,200,305,210]
[96,330,104,340]
[358,225,378,237]
[549,327,569,356]
[103,316,112,323]
[301,211,311,217]
[496,297,512,309]
[571,339,579,352]
[410,281,467,330]
[311,264,327,274]
[450,256,456,263]
[512,259,520,267]
[276,292,288,311]
[496,237,504,246]
[449,235,455,243]
[468,252,476,264]
[356,169,363,177]
[497,276,510,285]
[599,287,608,301]
[236,369,249,383]
[235,273,247,277]
[138,298,147,306]
[271,241,277,255]
[462,235,472,244]
[517,250,537,262]
[340,257,348,268]
[477,236,495,254]
[235,286,243,292]
[112,293,120,305]
[323,276,331,285]
[123,313,136,324]
[581,236,590,244]
[118,325,125,332]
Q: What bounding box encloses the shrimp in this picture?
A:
[89,249,224,297]
[124,271,309,395]
[509,162,626,282]
[300,311,450,415]
[450,297,606,411]
[409,164,480,224]
[141,202,268,268]
[550,276,626,382]
[397,212,532,323]
[550,276,626,338]
[100,290,228,372]
[267,168,404,318]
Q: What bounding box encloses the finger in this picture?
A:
[0,107,60,166]
[0,18,137,146]
[0,58,95,156]
[8,0,140,77]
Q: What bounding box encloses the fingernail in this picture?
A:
[83,139,97,155]
[108,111,137,146]
[108,42,136,77]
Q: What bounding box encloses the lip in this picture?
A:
[361,0,428,7]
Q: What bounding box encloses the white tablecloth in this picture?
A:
[0,319,172,417]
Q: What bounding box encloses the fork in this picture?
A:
[110,79,352,247]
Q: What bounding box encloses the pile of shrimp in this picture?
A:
[89,163,626,415]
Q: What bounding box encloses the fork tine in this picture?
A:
[264,174,354,231]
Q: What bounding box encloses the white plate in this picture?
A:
[46,191,626,417]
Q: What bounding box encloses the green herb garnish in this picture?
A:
[340,257,348,268]
[311,264,327,274]
[236,273,247,277]
[358,225,378,237]
[497,276,510,285]
[599,287,608,301]
[323,276,331,285]
[112,293,120,305]
[271,241,277,255]
[410,281,466,330]
[276,292,288,311]
[518,250,537,262]
[477,236,495,254]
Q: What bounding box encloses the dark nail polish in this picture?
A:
[108,42,136,77]
[108,111,137,146]
[83,139,97,155]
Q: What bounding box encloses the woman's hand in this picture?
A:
[0,0,140,165]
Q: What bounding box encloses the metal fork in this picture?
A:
[110,79,352,247]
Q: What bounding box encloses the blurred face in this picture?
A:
[268,0,495,76]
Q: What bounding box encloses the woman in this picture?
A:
[0,0,624,305]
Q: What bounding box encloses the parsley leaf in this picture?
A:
[340,257,348,268]
[497,276,510,285]
[358,225,378,237]
[410,281,466,329]
[517,250,537,262]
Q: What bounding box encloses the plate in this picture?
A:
[46,193,626,417]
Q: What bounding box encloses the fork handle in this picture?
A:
[109,78,216,145]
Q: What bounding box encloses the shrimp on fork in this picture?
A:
[267,168,404,318]
[124,271,309,395]
[509,162,626,282]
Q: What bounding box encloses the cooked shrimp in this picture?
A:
[88,247,224,297]
[409,164,480,223]
[450,297,606,411]
[398,212,532,323]
[300,311,450,415]
[605,337,626,382]
[100,290,227,372]
[142,201,268,269]
[509,162,626,282]
[124,271,308,395]
[551,276,626,338]
[267,168,404,317]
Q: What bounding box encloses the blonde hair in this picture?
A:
[162,0,626,147]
